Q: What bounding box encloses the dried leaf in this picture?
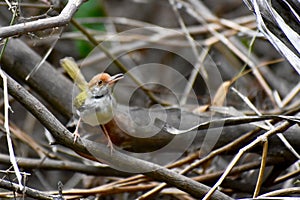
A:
[192,104,209,114]
[212,81,232,107]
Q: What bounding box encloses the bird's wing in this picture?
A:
[60,57,88,92]
[74,91,88,109]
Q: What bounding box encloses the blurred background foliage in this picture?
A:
[74,0,105,57]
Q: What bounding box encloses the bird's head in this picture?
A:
[88,73,124,97]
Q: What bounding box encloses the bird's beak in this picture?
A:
[109,73,124,84]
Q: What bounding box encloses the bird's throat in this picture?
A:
[92,90,109,99]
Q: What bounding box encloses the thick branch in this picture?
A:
[1,38,73,119]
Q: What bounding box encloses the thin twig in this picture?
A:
[64,157,284,198]
[156,115,300,135]
[138,120,265,199]
[169,0,210,107]
[281,82,300,107]
[25,27,64,80]
[0,153,130,177]
[273,168,300,185]
[186,0,277,106]
[0,179,54,200]
[232,87,300,159]
[203,120,297,200]
[0,70,24,190]
[0,2,49,8]
[253,139,268,197]
[259,187,300,197]
[180,47,210,105]
[0,2,18,59]
[0,114,56,158]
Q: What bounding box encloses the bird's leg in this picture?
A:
[73,118,81,143]
[100,125,114,153]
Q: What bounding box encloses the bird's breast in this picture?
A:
[78,95,116,126]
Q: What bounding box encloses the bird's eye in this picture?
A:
[98,80,103,85]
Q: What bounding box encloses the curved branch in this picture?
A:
[0,0,85,38]
[1,38,73,119]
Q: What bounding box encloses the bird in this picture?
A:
[60,57,123,151]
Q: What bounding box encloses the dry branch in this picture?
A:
[0,179,54,200]
[0,0,85,39]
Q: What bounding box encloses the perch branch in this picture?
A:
[0,0,85,38]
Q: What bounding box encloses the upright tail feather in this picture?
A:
[60,57,88,92]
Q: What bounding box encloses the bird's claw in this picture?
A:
[107,139,114,154]
[73,132,80,143]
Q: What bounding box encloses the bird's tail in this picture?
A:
[60,57,88,92]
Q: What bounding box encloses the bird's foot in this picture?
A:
[73,118,81,143]
[101,125,114,154]
[73,131,80,143]
[107,137,114,154]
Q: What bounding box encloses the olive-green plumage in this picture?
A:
[60,57,88,109]
[60,57,88,92]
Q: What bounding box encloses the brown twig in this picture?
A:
[253,139,268,197]
[0,153,130,177]
[259,187,300,198]
[203,120,297,200]
[0,179,54,200]
[273,168,300,185]
[0,114,56,159]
